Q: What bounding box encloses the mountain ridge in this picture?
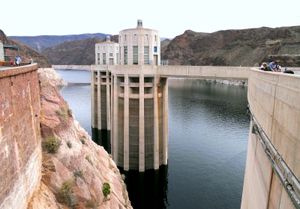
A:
[8,25,300,67]
[162,25,300,66]
[0,29,50,67]
[9,33,108,52]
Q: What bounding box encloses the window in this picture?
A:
[109,53,113,57]
[102,53,106,65]
[144,34,149,45]
[124,46,128,65]
[144,46,149,64]
[97,53,100,65]
[109,58,114,65]
[154,46,157,53]
[133,46,138,65]
[133,34,137,43]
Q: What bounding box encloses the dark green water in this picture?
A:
[57,70,249,209]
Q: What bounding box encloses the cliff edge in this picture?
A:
[28,68,132,209]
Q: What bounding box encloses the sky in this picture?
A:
[0,0,299,38]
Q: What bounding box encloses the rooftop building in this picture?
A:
[119,19,160,65]
[95,36,119,65]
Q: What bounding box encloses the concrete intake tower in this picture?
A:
[92,20,168,171]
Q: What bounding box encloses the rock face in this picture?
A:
[9,33,108,52]
[162,26,300,66]
[41,35,119,65]
[28,68,132,209]
[42,38,103,65]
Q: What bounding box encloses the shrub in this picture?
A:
[85,199,99,209]
[57,180,77,208]
[73,170,83,179]
[67,141,72,148]
[43,136,61,153]
[80,138,86,145]
[85,155,93,166]
[55,106,71,122]
[102,182,111,199]
[67,108,72,117]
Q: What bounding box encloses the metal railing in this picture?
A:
[251,113,300,209]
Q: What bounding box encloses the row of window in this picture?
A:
[97,46,158,65]
[97,53,119,65]
[96,45,119,51]
[124,46,156,65]
[119,34,158,44]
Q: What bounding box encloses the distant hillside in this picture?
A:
[42,38,101,65]
[16,26,300,66]
[9,33,108,52]
[41,35,118,65]
[0,30,50,67]
[162,26,300,66]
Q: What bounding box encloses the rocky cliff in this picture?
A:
[28,68,132,209]
[162,26,300,66]
[41,35,119,65]
[42,38,102,65]
[9,33,108,52]
[0,30,50,67]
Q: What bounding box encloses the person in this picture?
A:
[268,60,277,71]
[260,62,271,71]
[268,60,282,72]
[15,56,18,65]
[16,56,22,66]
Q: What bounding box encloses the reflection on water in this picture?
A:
[123,166,169,209]
[125,79,249,209]
[56,70,249,209]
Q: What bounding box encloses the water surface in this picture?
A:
[56,70,249,209]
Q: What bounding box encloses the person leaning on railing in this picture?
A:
[260,62,272,71]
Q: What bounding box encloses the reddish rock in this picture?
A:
[28,69,132,209]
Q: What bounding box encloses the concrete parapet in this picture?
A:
[241,69,300,209]
[0,64,42,209]
[52,65,91,71]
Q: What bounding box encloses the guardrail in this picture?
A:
[251,112,300,209]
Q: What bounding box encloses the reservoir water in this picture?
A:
[57,70,249,209]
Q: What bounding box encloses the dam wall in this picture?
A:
[0,64,42,209]
[241,69,300,209]
[52,64,91,71]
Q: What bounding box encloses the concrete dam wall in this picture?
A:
[241,69,300,209]
[0,65,42,209]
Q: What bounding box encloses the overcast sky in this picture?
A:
[1,0,299,38]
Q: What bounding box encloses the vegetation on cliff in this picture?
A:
[28,68,132,209]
